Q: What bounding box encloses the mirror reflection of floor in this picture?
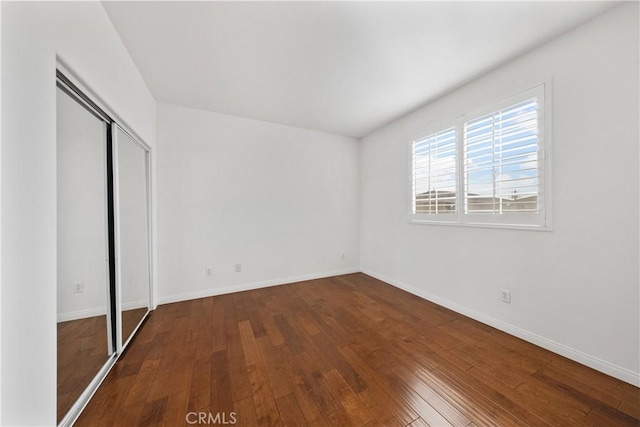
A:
[57,315,108,423]
[122,308,148,345]
[57,308,148,423]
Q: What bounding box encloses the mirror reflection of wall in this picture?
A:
[56,85,112,424]
[116,127,151,345]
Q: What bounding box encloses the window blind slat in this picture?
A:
[466,153,537,170]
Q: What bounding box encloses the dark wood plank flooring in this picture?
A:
[123,307,151,345]
[58,308,149,423]
[76,273,640,426]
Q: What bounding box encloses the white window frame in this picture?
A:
[408,82,552,231]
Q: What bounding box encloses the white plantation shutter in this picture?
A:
[408,83,549,229]
[411,127,457,216]
[464,96,541,215]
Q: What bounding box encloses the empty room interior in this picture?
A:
[1,1,639,426]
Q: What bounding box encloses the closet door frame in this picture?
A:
[56,62,154,427]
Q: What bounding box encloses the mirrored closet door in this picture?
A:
[56,83,114,424]
[56,70,152,427]
[114,126,152,350]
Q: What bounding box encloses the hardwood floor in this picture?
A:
[58,308,149,423]
[76,273,640,426]
[123,307,151,345]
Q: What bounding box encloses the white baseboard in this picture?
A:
[361,268,640,387]
[57,307,106,323]
[57,300,148,323]
[158,267,361,305]
[122,299,149,311]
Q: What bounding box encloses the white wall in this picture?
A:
[1,2,156,425]
[157,103,359,303]
[360,3,639,385]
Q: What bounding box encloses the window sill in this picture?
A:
[408,218,552,232]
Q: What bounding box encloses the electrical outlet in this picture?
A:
[205,267,212,276]
[500,289,511,303]
[235,264,242,273]
[74,282,84,293]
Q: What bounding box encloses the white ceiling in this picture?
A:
[103,1,616,138]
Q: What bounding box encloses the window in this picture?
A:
[409,84,550,229]
[411,127,457,219]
